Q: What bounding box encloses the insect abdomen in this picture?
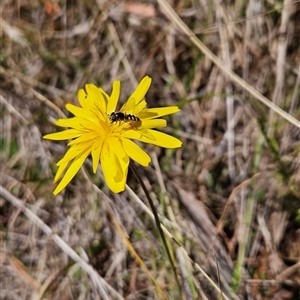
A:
[126,114,140,121]
[109,112,140,123]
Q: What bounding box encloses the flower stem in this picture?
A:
[129,161,181,296]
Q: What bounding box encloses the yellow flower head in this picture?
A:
[44,76,182,194]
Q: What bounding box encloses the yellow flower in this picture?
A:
[43,76,182,194]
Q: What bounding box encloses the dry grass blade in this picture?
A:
[107,208,169,300]
[0,17,28,46]
[157,0,300,129]
[268,0,295,136]
[0,186,123,300]
[126,184,234,300]
[8,254,41,290]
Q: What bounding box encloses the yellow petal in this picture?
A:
[56,118,79,127]
[123,130,182,148]
[121,99,147,115]
[91,140,103,173]
[85,84,107,113]
[132,100,147,114]
[65,103,96,119]
[56,143,92,166]
[43,129,82,140]
[107,80,120,113]
[98,88,110,107]
[55,118,90,130]
[106,137,127,180]
[101,142,115,178]
[53,151,89,195]
[56,117,106,133]
[113,153,129,187]
[120,76,151,112]
[138,106,180,119]
[141,119,167,128]
[130,76,151,104]
[120,98,134,113]
[68,132,101,146]
[77,119,106,131]
[77,88,89,109]
[140,128,156,141]
[109,137,126,158]
[121,127,155,142]
[122,138,151,166]
[101,143,127,193]
[54,161,69,182]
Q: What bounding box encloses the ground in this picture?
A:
[0,0,300,299]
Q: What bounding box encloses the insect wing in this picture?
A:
[120,97,136,113]
[120,97,146,115]
[138,127,155,141]
[133,100,147,115]
[119,97,154,139]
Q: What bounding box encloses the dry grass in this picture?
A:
[1,0,300,299]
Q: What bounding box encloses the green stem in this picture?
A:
[129,161,181,297]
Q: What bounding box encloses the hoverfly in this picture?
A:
[108,97,155,141]
[108,111,141,123]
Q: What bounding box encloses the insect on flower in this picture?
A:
[109,111,141,123]
[108,97,156,141]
